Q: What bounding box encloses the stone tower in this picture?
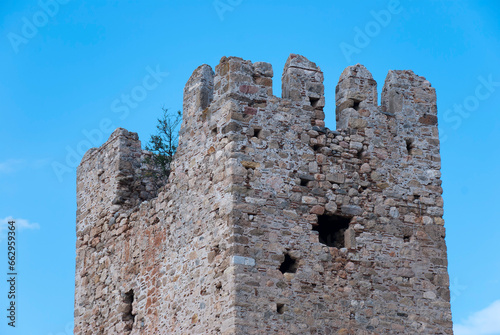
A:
[75,55,452,334]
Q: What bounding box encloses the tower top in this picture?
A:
[74,54,451,334]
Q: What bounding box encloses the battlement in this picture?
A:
[75,55,451,334]
[180,55,438,142]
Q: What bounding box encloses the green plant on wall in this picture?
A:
[143,108,182,187]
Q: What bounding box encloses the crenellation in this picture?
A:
[381,70,437,126]
[76,128,155,233]
[336,64,378,108]
[181,64,215,136]
[282,54,325,127]
[75,54,452,334]
[214,57,272,102]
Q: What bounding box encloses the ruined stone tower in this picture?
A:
[75,55,452,334]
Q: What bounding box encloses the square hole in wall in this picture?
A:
[313,214,351,248]
[253,128,261,138]
[309,97,320,108]
[279,253,298,274]
[276,303,285,314]
[300,178,309,187]
[405,138,414,155]
[122,289,135,331]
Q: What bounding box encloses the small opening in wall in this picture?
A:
[253,128,261,138]
[357,148,364,160]
[405,138,414,155]
[279,253,298,274]
[300,178,309,187]
[313,214,351,248]
[122,289,135,331]
[403,235,411,243]
[212,127,218,136]
[352,100,361,111]
[277,303,285,314]
[309,97,320,108]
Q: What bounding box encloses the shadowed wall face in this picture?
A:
[75,54,451,335]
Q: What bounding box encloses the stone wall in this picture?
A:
[75,54,452,334]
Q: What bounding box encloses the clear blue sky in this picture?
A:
[1,1,499,334]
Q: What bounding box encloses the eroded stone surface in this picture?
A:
[75,55,452,334]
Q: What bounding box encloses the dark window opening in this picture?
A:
[122,289,135,331]
[212,127,218,136]
[279,253,298,274]
[313,214,351,248]
[300,178,309,187]
[253,128,261,138]
[313,144,322,151]
[405,138,414,155]
[277,303,285,314]
[352,100,361,111]
[309,97,320,108]
[403,235,411,243]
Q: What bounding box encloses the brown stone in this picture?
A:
[239,85,259,94]
[419,114,438,125]
[241,161,260,169]
[75,56,451,335]
[310,205,325,215]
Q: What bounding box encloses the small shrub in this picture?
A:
[143,108,182,187]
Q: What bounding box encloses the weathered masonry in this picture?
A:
[75,54,452,334]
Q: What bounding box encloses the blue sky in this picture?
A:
[1,1,499,334]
